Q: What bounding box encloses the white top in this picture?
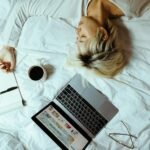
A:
[110,0,150,18]
[83,0,91,16]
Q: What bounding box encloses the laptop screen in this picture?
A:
[32,102,91,150]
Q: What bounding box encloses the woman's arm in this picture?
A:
[104,0,125,18]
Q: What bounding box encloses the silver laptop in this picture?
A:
[32,74,118,150]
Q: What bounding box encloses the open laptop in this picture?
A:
[32,74,118,150]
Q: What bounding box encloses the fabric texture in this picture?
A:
[0,0,83,47]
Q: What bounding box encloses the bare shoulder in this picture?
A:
[103,0,125,18]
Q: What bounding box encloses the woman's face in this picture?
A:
[76,16,100,43]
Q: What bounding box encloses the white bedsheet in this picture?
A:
[0,0,150,150]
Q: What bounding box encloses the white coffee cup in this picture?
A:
[28,60,47,81]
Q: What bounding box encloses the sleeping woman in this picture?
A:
[0,0,149,77]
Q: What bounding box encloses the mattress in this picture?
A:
[0,0,150,150]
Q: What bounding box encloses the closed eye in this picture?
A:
[81,35,86,38]
[79,35,87,42]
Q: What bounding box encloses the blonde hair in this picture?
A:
[67,19,127,78]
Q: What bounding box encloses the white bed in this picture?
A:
[0,0,150,150]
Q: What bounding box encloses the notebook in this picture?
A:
[0,71,23,114]
[32,74,118,150]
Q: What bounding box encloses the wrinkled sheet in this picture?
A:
[0,0,150,150]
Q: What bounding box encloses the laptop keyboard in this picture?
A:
[56,84,108,135]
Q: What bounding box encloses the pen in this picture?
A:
[0,86,18,94]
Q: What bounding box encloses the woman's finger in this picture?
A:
[9,49,16,71]
[9,61,15,71]
[0,62,10,71]
[1,66,7,72]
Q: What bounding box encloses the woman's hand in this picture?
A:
[0,46,16,72]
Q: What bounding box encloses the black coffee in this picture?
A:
[29,66,44,81]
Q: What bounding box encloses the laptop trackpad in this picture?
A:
[82,86,107,111]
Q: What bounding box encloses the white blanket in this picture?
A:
[0,0,150,150]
